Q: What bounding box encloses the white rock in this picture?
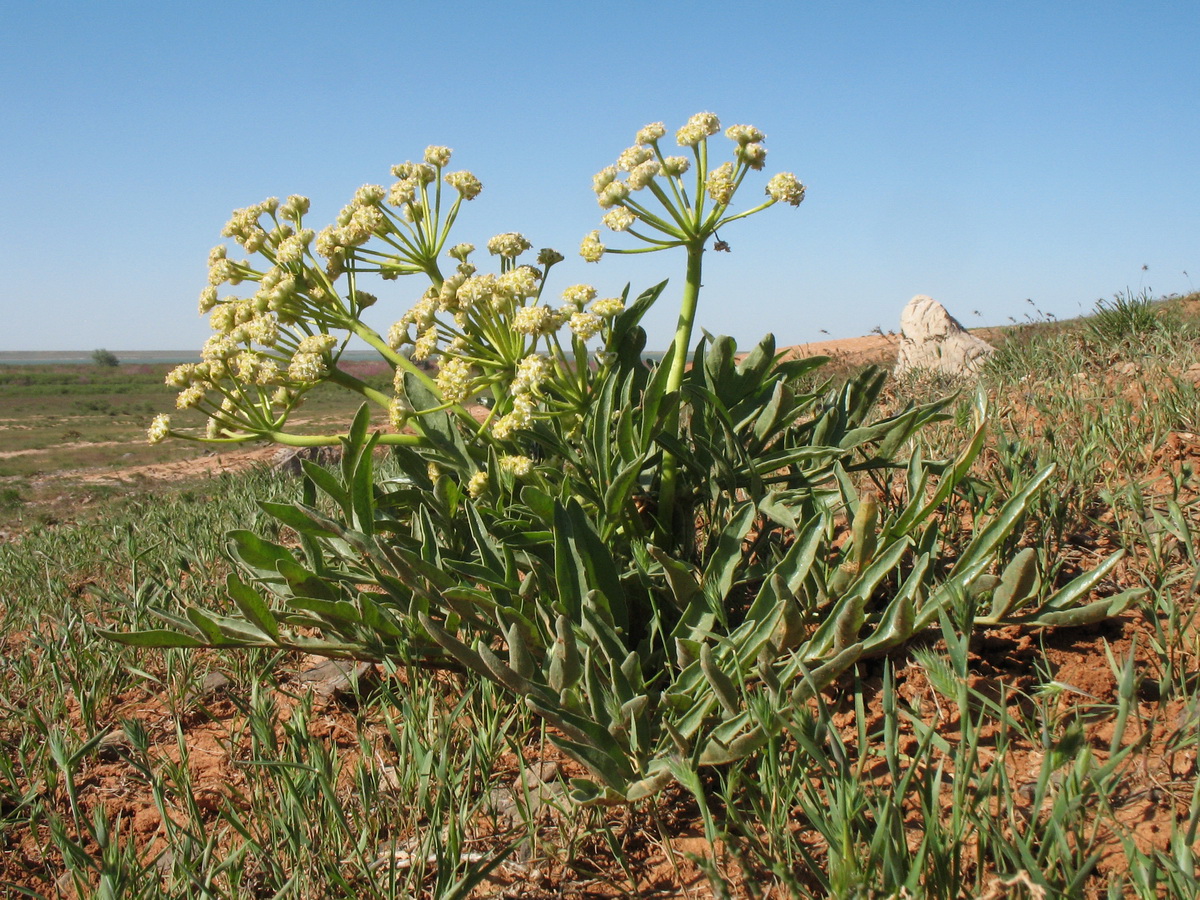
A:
[894,295,994,377]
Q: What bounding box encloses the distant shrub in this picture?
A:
[92,348,120,368]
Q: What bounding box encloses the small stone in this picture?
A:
[273,446,342,475]
[894,295,994,378]
[182,670,232,708]
[297,659,374,698]
[96,728,132,761]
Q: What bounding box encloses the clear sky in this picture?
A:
[2,1,1197,352]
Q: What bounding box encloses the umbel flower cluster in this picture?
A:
[151,115,804,490]
[580,112,804,262]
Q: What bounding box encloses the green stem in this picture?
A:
[327,366,393,409]
[657,240,705,535]
[262,430,423,447]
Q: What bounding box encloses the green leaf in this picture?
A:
[554,499,627,633]
[300,459,349,515]
[97,628,207,648]
[228,530,295,582]
[226,573,279,639]
[701,503,757,613]
[946,465,1055,585]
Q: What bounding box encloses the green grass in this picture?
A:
[2,294,1200,896]
[0,362,393,479]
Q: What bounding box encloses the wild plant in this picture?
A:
[111,115,1132,811]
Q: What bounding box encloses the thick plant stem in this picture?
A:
[657,241,704,535]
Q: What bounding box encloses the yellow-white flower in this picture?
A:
[725,124,765,145]
[354,184,386,206]
[591,297,625,318]
[288,352,326,383]
[198,286,219,314]
[593,166,618,194]
[627,159,660,191]
[766,172,806,206]
[636,122,666,145]
[676,111,722,147]
[580,231,606,263]
[499,454,534,477]
[561,284,597,310]
[617,145,654,172]
[389,396,413,430]
[435,355,475,404]
[468,470,489,499]
[147,414,171,445]
[706,162,736,205]
[512,305,562,336]
[445,171,482,199]
[495,267,540,300]
[597,181,629,209]
[568,311,603,341]
[487,232,532,259]
[602,207,636,232]
[513,355,552,393]
[424,145,453,167]
[412,326,438,360]
[176,384,206,409]
[662,156,691,176]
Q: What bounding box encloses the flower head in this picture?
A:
[354,184,385,206]
[198,286,219,314]
[412,326,438,360]
[457,274,496,309]
[147,413,171,444]
[561,284,597,310]
[448,242,475,261]
[617,145,654,172]
[627,159,660,190]
[677,112,722,147]
[591,297,625,318]
[738,143,767,170]
[661,156,691,177]
[593,166,618,194]
[499,454,534,477]
[636,122,666,145]
[597,181,629,209]
[568,311,603,340]
[388,178,418,206]
[513,354,553,393]
[512,305,562,336]
[445,170,482,199]
[725,124,765,145]
[706,161,736,205]
[487,232,532,259]
[176,384,206,409]
[288,352,326,383]
[468,470,489,499]
[766,172,806,206]
[602,207,636,232]
[580,231,606,263]
[424,145,453,167]
[495,266,540,301]
[435,355,475,404]
[279,195,310,222]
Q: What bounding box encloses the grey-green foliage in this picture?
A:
[106,286,1137,803]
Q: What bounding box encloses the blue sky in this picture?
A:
[2,1,1197,352]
